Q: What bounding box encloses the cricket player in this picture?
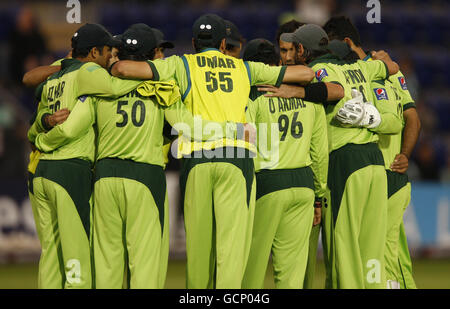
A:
[258,24,400,288]
[324,16,421,288]
[240,39,328,289]
[276,19,326,289]
[276,20,304,65]
[27,89,69,288]
[224,20,244,58]
[28,23,144,289]
[151,27,175,59]
[34,23,245,288]
[110,14,316,288]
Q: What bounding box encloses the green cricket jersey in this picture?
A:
[148,49,286,155]
[309,54,389,153]
[32,58,142,162]
[33,79,237,168]
[364,56,416,169]
[246,88,328,198]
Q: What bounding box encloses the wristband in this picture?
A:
[41,113,52,131]
[108,61,119,75]
[304,82,328,102]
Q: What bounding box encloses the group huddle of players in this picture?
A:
[23,13,420,289]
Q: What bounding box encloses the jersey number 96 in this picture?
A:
[278,112,303,141]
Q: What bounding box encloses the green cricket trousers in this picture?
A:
[32,159,93,289]
[328,143,388,289]
[93,158,168,289]
[385,171,416,289]
[242,167,315,289]
[180,147,256,289]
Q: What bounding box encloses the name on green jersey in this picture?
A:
[47,81,66,103]
[196,55,237,69]
[269,97,306,114]
[122,89,147,99]
[343,69,367,85]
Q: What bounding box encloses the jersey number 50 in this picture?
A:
[116,100,146,127]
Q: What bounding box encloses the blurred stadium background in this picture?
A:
[0,0,449,288]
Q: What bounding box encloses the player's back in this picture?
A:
[182,49,251,123]
[39,59,96,162]
[247,87,321,171]
[95,88,165,167]
[310,56,389,152]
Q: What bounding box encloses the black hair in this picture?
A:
[225,37,246,51]
[323,16,362,47]
[117,46,156,61]
[193,34,222,53]
[341,50,360,63]
[72,45,105,58]
[276,19,305,45]
[299,45,328,64]
[243,42,280,66]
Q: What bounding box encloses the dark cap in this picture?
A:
[242,38,279,65]
[192,14,227,46]
[120,24,158,55]
[327,39,352,60]
[71,23,121,49]
[150,28,174,49]
[280,24,329,52]
[224,20,243,47]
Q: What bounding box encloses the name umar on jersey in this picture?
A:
[196,55,237,69]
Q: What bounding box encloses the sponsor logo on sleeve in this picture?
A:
[373,88,388,100]
[398,76,408,90]
[315,68,328,82]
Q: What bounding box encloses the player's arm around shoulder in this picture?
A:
[370,50,399,77]
[310,102,329,205]
[368,80,403,134]
[111,55,182,82]
[310,63,345,103]
[34,96,96,153]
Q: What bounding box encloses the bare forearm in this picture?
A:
[23,65,61,87]
[283,65,314,85]
[325,82,344,101]
[110,60,154,80]
[401,108,421,158]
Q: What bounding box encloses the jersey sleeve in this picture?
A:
[369,81,402,134]
[311,63,342,85]
[34,96,96,153]
[164,99,237,142]
[27,101,48,143]
[148,56,183,82]
[245,98,258,124]
[245,61,286,87]
[76,63,142,98]
[310,103,328,198]
[395,73,416,111]
[361,59,389,81]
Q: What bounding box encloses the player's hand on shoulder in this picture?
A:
[46,108,70,127]
[258,84,303,99]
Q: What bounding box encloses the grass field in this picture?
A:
[1,258,450,289]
